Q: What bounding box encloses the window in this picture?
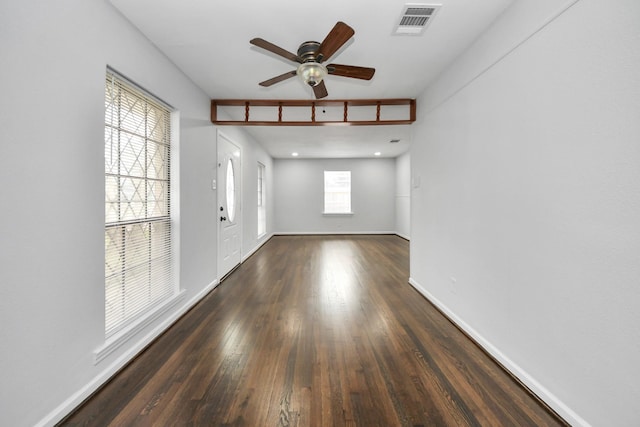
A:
[104,70,174,337]
[226,158,236,222]
[324,171,352,214]
[257,162,266,237]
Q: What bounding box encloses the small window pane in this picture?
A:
[226,159,236,222]
[257,163,266,237]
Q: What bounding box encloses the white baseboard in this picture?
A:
[94,290,187,364]
[242,232,274,262]
[407,277,590,427]
[395,232,410,241]
[36,279,219,427]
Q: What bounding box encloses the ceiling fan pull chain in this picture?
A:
[311,102,316,122]
[245,102,250,122]
[343,102,348,122]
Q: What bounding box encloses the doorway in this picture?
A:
[217,131,242,279]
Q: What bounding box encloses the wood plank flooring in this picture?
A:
[61,235,566,426]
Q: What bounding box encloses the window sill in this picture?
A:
[94,289,186,365]
[322,212,354,216]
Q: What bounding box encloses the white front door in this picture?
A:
[217,132,241,279]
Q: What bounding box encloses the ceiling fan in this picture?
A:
[250,21,375,99]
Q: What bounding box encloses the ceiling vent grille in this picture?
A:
[395,4,441,35]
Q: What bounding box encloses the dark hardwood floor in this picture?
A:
[61,235,566,426]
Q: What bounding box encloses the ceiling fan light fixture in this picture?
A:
[297,62,328,87]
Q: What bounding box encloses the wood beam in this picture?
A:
[211,98,416,126]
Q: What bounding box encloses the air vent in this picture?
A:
[394,3,441,35]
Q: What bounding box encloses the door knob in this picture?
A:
[220,216,227,221]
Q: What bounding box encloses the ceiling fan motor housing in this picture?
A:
[297,41,321,61]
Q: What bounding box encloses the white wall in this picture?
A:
[410,0,640,426]
[274,158,395,234]
[0,1,271,425]
[395,152,411,240]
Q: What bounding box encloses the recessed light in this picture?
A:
[374,152,381,156]
[291,152,299,157]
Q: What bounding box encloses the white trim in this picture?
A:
[95,290,186,364]
[407,277,591,427]
[241,232,274,262]
[170,110,181,303]
[322,212,354,216]
[37,279,218,427]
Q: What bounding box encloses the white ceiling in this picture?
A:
[110,0,514,158]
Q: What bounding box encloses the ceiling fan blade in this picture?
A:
[250,38,301,63]
[317,22,354,63]
[327,64,375,80]
[259,70,297,87]
[313,81,328,99]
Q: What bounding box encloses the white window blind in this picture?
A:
[257,162,266,237]
[324,171,352,214]
[104,70,174,337]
